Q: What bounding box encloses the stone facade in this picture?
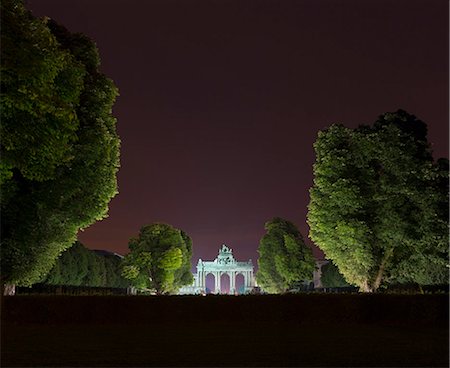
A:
[178,244,255,295]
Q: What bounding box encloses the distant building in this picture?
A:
[179,246,331,294]
[179,244,255,295]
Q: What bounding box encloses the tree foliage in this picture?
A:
[308,110,449,292]
[0,0,120,287]
[174,231,195,287]
[42,242,129,288]
[256,218,316,293]
[320,261,351,288]
[122,224,194,294]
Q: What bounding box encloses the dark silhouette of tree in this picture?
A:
[320,261,350,288]
[1,0,120,293]
[103,252,130,288]
[256,218,316,293]
[308,110,448,292]
[174,231,194,287]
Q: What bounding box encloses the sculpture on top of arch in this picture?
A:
[178,244,255,295]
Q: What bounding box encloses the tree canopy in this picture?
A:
[42,242,130,288]
[122,223,194,294]
[1,0,120,289]
[174,230,195,288]
[320,261,351,288]
[308,110,449,292]
[256,217,316,293]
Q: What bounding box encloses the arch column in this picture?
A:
[242,270,253,292]
[230,272,235,294]
[201,271,205,288]
[196,271,200,288]
[215,272,221,293]
[214,272,218,293]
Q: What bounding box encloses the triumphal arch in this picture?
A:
[179,244,255,294]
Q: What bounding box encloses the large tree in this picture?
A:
[256,218,316,293]
[1,0,120,293]
[122,223,193,294]
[308,110,449,292]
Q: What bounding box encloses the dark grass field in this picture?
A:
[1,294,448,367]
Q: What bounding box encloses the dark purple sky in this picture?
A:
[27,0,449,267]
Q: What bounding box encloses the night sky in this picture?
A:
[27,0,448,267]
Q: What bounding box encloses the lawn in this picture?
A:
[1,294,448,367]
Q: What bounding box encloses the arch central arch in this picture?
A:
[220,272,230,294]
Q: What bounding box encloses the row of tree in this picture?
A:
[1,1,447,295]
[42,242,129,288]
[37,224,194,294]
[40,218,342,294]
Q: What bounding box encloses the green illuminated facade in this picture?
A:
[179,244,255,294]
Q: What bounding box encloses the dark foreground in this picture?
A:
[1,294,448,367]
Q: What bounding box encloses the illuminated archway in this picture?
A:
[180,244,255,295]
[235,273,245,294]
[179,245,324,295]
[220,273,230,294]
[205,273,215,294]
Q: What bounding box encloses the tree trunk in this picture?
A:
[360,280,373,293]
[2,284,16,296]
[372,248,393,292]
